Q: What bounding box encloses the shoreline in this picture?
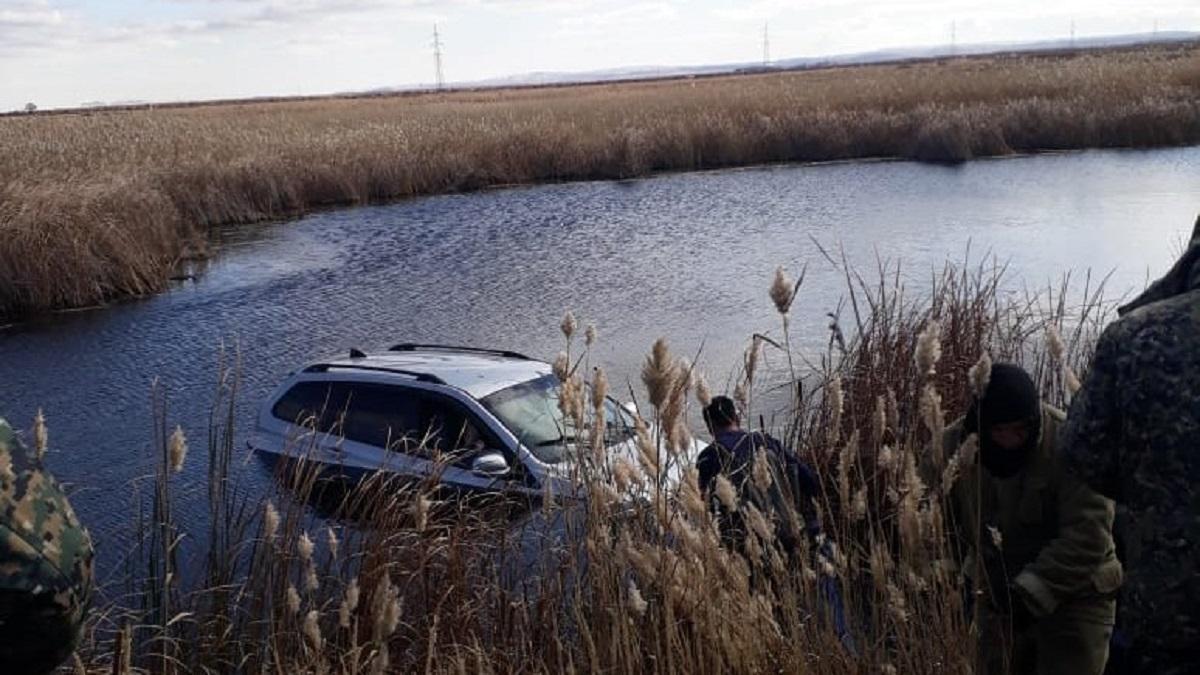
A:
[0,143,1187,333]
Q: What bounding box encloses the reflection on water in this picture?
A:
[1,147,1197,576]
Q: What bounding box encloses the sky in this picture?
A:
[1,0,1198,110]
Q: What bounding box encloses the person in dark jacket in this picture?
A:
[697,395,819,552]
[697,396,852,649]
[1061,216,1200,674]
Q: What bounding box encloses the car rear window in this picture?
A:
[271,381,332,426]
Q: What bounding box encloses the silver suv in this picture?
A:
[250,344,665,500]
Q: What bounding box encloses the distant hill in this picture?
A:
[391,30,1199,92]
[49,30,1200,111]
[80,99,150,109]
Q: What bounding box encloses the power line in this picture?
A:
[432,23,445,90]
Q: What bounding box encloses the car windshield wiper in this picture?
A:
[535,435,576,447]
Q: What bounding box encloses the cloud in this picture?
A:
[0,1,75,52]
[0,0,685,57]
[7,2,380,58]
[152,0,394,36]
[0,0,426,55]
[0,3,64,28]
[715,0,1200,23]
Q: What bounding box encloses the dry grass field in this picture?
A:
[1,42,1198,320]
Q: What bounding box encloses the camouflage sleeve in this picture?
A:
[0,418,95,670]
[1061,327,1124,501]
[1012,473,1116,617]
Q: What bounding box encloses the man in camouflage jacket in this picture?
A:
[0,417,94,673]
[1062,216,1200,673]
[943,364,1122,675]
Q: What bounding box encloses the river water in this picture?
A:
[2,147,1198,582]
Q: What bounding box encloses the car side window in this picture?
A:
[273,382,515,473]
[274,381,424,453]
[336,383,423,452]
[418,395,506,469]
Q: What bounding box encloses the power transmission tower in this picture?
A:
[950,20,957,56]
[1070,20,1076,48]
[432,24,445,90]
[763,21,771,66]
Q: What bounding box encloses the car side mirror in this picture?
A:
[471,452,510,478]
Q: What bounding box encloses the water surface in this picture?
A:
[2,148,1197,580]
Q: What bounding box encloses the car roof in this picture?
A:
[308,348,553,399]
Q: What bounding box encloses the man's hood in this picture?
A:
[1118,214,1200,317]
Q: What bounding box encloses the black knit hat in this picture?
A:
[964,363,1041,477]
[973,363,1039,427]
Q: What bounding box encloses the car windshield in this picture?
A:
[480,373,637,464]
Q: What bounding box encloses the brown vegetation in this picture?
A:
[2,42,1197,319]
[62,259,1109,673]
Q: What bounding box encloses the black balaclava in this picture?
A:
[964,363,1041,478]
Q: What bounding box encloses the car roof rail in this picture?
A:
[302,363,447,385]
[387,343,531,360]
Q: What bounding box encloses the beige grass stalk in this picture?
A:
[968,351,992,398]
[590,366,609,464]
[826,376,844,447]
[1046,326,1083,396]
[695,373,713,407]
[326,527,339,561]
[32,409,47,460]
[340,578,360,628]
[560,311,578,340]
[552,352,569,380]
[263,500,280,540]
[628,578,649,616]
[641,338,673,409]
[298,531,315,562]
[167,425,187,473]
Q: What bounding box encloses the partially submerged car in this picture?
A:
[250,344,695,500]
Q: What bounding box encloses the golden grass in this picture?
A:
[2,42,1197,319]
[57,256,1111,674]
